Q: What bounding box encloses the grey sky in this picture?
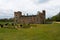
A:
[0,0,60,19]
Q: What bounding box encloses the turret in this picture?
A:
[37,10,46,24]
[42,10,46,24]
[14,11,22,17]
[42,10,45,16]
[14,11,22,23]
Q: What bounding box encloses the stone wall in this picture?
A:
[14,10,45,24]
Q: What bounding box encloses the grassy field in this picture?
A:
[0,23,60,40]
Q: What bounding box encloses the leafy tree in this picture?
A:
[51,12,60,21]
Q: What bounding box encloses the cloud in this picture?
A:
[0,9,14,19]
[0,0,60,19]
[32,0,50,4]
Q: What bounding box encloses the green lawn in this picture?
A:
[0,24,60,40]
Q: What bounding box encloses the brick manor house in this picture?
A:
[14,10,46,24]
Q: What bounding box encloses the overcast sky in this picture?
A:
[0,0,60,19]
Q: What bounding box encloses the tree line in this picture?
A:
[46,12,60,22]
[0,18,14,22]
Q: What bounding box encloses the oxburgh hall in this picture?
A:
[14,10,46,24]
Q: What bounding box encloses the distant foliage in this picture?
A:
[46,12,60,22]
[51,12,60,21]
[0,18,14,22]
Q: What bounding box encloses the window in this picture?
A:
[15,14,17,16]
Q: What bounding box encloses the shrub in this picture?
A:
[20,24,31,28]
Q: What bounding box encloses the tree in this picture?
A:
[51,12,60,21]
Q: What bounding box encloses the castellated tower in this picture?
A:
[14,11,22,23]
[14,10,46,24]
[42,10,46,24]
[37,10,45,24]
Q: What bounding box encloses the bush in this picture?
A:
[20,24,31,28]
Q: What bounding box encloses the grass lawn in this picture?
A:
[0,23,60,40]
